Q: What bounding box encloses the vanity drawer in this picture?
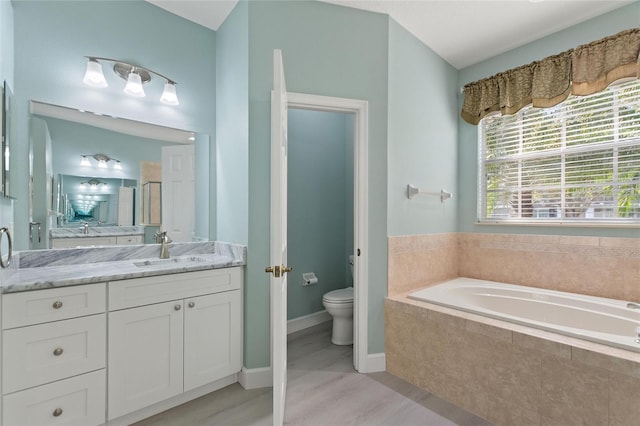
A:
[109,267,242,311]
[2,283,106,329]
[116,235,143,245]
[3,369,106,426]
[3,314,106,393]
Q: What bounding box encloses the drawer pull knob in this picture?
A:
[174,304,181,311]
[188,301,195,308]
[53,347,64,356]
[52,301,63,309]
[52,408,63,417]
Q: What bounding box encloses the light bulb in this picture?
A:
[98,160,107,168]
[160,81,179,106]
[83,59,108,88]
[113,161,122,170]
[124,71,145,97]
[80,156,91,167]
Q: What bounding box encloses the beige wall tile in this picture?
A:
[540,355,609,426]
[457,233,639,301]
[513,332,571,359]
[486,398,540,426]
[609,371,640,426]
[388,234,458,296]
[465,320,512,343]
[572,347,640,378]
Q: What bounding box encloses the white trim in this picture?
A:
[238,366,272,390]
[287,310,331,335]
[358,353,385,373]
[287,92,369,373]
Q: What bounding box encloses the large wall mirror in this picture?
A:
[28,101,209,250]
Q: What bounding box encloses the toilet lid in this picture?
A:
[323,287,353,303]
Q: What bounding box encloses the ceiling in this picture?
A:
[146,0,635,69]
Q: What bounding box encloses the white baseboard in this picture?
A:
[287,310,331,334]
[238,366,272,390]
[360,352,386,373]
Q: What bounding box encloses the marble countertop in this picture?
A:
[50,226,145,239]
[1,241,246,294]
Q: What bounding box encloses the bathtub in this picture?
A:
[408,277,640,353]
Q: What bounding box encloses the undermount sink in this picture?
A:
[133,256,208,268]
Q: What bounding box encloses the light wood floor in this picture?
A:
[134,322,491,426]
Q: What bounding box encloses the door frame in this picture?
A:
[287,92,369,372]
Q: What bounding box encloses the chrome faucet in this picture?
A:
[154,231,172,259]
[83,222,89,234]
[627,303,640,310]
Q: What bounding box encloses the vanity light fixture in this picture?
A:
[80,178,107,187]
[80,154,122,170]
[82,56,179,105]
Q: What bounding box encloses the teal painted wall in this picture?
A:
[387,18,459,236]
[457,3,640,238]
[12,0,217,249]
[287,109,353,320]
[216,1,249,245]
[246,0,389,367]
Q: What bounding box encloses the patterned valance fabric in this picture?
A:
[461,28,640,125]
[572,28,640,95]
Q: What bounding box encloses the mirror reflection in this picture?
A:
[58,174,137,227]
[29,101,203,249]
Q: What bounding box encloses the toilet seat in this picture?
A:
[322,287,353,304]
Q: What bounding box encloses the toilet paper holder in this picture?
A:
[302,272,318,286]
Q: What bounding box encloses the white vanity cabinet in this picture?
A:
[115,235,143,245]
[107,267,242,420]
[50,236,116,248]
[1,283,107,426]
[49,234,143,249]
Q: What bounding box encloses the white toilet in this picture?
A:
[322,256,354,345]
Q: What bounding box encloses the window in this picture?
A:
[478,79,640,224]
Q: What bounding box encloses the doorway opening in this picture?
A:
[286,92,369,372]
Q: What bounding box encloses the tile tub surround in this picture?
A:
[0,241,247,293]
[388,233,458,297]
[385,296,640,426]
[458,233,640,303]
[388,233,640,302]
[49,225,145,238]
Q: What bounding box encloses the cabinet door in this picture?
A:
[184,290,242,392]
[108,301,184,420]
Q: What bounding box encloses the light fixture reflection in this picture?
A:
[80,154,122,170]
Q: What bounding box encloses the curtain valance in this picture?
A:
[461,28,640,125]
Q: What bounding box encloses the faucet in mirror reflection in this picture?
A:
[154,231,172,259]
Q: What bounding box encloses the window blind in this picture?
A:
[478,79,640,223]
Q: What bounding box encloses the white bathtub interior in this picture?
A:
[408,277,640,352]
